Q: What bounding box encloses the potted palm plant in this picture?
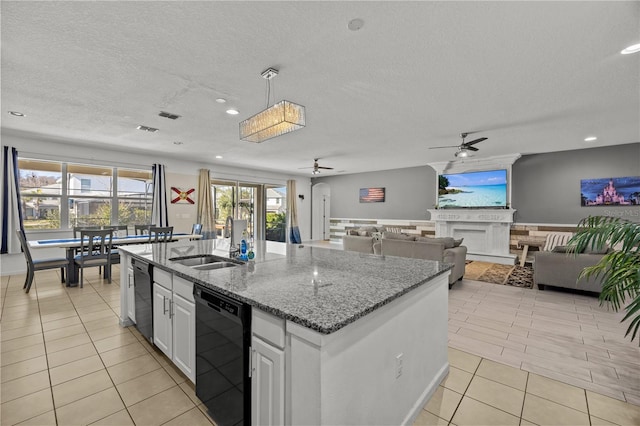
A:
[568,215,640,345]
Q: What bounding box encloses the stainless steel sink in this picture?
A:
[190,262,239,271]
[168,254,242,269]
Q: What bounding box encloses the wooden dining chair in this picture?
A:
[104,225,128,236]
[135,224,154,235]
[74,229,114,288]
[73,226,101,253]
[149,226,174,243]
[103,225,128,265]
[16,229,68,293]
[190,223,203,240]
[191,223,203,235]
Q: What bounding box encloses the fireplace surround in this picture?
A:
[427,208,517,264]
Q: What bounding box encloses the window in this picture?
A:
[18,158,152,230]
[18,159,62,230]
[117,168,153,226]
[68,163,113,227]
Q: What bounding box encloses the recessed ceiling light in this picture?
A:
[216,98,227,104]
[226,109,239,115]
[621,43,640,55]
[348,18,365,31]
[215,155,223,159]
[8,111,25,117]
[584,136,598,142]
[173,141,184,145]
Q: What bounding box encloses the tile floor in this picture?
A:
[1,266,639,425]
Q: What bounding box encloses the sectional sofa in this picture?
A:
[342,230,467,288]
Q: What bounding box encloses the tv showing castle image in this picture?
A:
[580,176,640,206]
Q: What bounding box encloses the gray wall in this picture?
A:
[313,143,640,224]
[512,143,640,224]
[312,166,437,220]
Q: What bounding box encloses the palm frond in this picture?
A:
[569,215,640,346]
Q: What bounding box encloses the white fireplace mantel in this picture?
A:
[427,209,517,265]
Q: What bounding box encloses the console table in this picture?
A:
[517,238,545,267]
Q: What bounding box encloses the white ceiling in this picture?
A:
[2,1,639,176]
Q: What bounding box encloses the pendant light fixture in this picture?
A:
[239,68,306,143]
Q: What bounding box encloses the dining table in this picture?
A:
[29,233,202,285]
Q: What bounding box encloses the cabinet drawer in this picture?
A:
[154,268,173,290]
[173,276,194,302]
[253,309,285,349]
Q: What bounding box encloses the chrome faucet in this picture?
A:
[225,216,240,258]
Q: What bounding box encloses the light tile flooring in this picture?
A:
[1,266,639,425]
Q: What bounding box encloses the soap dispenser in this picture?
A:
[240,229,248,261]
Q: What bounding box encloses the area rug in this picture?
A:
[465,261,534,288]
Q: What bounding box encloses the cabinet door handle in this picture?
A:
[169,300,174,319]
[249,346,255,378]
[163,296,168,315]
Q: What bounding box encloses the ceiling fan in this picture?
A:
[299,158,334,175]
[429,132,488,158]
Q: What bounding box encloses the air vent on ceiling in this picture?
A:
[158,111,181,120]
[136,125,159,133]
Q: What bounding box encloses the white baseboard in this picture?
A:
[1,254,28,275]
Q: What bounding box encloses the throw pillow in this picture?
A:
[552,245,585,254]
[415,236,455,248]
[453,238,464,247]
[543,232,574,252]
[384,226,403,234]
[382,232,415,241]
[347,229,359,236]
[583,242,609,254]
[357,230,371,237]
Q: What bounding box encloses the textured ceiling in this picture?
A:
[1,1,639,176]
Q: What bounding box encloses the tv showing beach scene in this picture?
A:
[438,169,507,208]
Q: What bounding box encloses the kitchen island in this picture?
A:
[119,239,451,425]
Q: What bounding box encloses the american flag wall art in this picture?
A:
[359,187,385,203]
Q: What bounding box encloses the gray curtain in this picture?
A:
[197,169,216,239]
[151,164,169,227]
[1,146,24,254]
[287,180,301,244]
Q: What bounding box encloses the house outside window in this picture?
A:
[18,158,152,230]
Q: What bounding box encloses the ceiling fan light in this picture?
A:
[312,169,320,175]
[455,149,470,158]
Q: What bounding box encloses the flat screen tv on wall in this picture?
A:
[438,169,508,208]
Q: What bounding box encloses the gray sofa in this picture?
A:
[342,232,467,288]
[342,235,376,254]
[534,249,608,293]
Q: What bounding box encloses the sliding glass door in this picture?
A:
[211,180,276,241]
[212,181,235,238]
[265,185,286,242]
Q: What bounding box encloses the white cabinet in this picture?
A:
[153,283,173,357]
[152,272,196,383]
[251,309,285,425]
[251,336,285,426]
[172,293,195,380]
[126,266,135,323]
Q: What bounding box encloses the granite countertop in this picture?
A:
[119,239,451,334]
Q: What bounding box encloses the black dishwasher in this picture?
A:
[132,258,154,344]
[194,284,251,426]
